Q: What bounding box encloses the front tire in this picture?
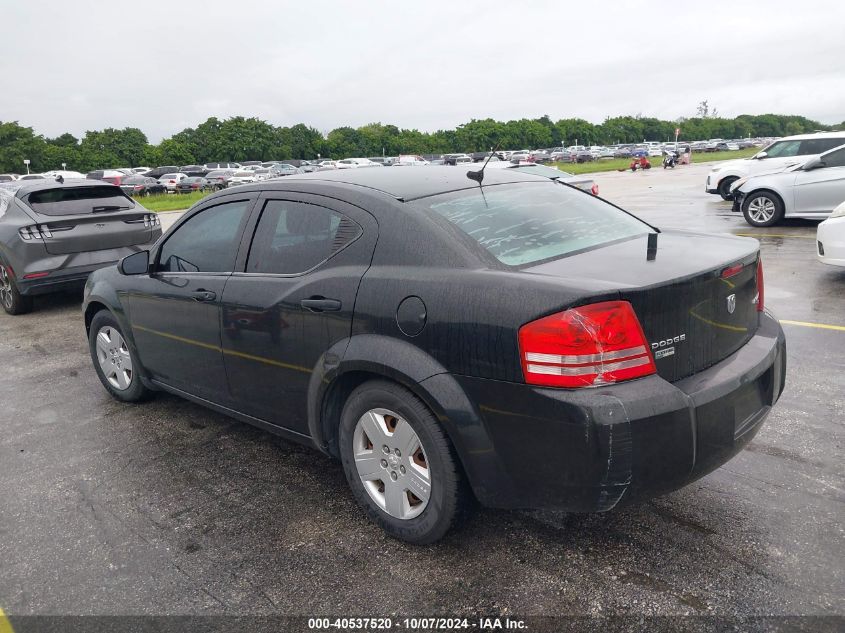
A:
[338,380,469,544]
[718,176,738,200]
[742,191,785,227]
[0,260,33,315]
[89,310,152,402]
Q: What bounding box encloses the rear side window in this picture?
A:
[25,186,135,216]
[246,200,361,275]
[158,199,251,273]
[420,182,650,266]
[799,138,845,155]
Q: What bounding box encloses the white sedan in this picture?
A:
[160,172,187,192]
[731,143,845,227]
[337,158,381,169]
[817,201,845,267]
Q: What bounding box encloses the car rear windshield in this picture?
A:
[25,186,135,216]
[420,182,650,266]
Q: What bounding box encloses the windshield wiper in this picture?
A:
[92,205,132,213]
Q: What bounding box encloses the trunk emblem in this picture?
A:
[726,294,736,314]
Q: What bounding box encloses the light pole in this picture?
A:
[23,159,30,175]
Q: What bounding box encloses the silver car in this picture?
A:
[731,144,845,227]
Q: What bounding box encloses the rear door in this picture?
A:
[21,185,153,255]
[793,147,845,215]
[220,193,377,434]
[126,195,256,402]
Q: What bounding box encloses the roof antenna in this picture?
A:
[467,143,501,184]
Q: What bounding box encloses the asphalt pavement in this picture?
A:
[0,163,842,627]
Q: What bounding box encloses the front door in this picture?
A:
[220,194,377,434]
[794,147,845,215]
[127,196,255,402]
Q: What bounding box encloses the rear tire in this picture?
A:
[718,176,738,200]
[0,260,33,316]
[89,310,153,403]
[338,380,470,544]
[742,190,785,227]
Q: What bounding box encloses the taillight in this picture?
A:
[591,183,599,196]
[756,258,764,312]
[518,300,656,388]
[133,185,143,190]
[18,225,53,240]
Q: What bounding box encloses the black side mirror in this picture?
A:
[802,157,824,171]
[118,250,150,275]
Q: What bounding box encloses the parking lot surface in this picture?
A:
[1,163,843,621]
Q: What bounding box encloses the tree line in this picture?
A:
[1,113,840,174]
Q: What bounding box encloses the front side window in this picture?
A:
[420,182,650,266]
[763,140,801,158]
[822,147,845,168]
[158,199,251,273]
[246,200,360,275]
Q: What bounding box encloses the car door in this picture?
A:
[220,192,377,434]
[793,147,845,215]
[125,195,256,402]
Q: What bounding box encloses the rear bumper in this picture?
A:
[16,240,159,296]
[441,312,786,512]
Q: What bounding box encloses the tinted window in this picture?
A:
[800,138,845,155]
[246,200,360,275]
[823,147,845,168]
[26,186,134,216]
[421,182,650,266]
[158,199,251,273]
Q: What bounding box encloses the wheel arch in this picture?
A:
[308,334,501,501]
[741,187,786,211]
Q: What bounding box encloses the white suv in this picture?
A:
[705,131,845,200]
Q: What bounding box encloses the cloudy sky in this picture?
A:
[2,0,843,142]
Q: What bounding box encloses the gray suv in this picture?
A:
[0,179,161,314]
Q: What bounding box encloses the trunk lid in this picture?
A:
[524,231,761,382]
[20,185,153,255]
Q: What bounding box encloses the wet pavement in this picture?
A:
[0,162,843,623]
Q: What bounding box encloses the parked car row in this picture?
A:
[4,136,773,191]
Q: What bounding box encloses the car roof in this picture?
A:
[274,165,547,201]
[11,178,118,198]
[775,130,845,142]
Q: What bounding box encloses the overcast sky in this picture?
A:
[2,0,843,142]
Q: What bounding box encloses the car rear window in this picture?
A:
[420,182,650,266]
[25,186,135,216]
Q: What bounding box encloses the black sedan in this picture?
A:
[120,175,167,197]
[82,167,786,543]
[0,179,161,315]
[175,177,214,194]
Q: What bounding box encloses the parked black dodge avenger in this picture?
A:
[82,167,786,544]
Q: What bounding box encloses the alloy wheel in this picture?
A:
[747,196,776,223]
[0,264,13,310]
[353,408,431,520]
[95,326,133,390]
